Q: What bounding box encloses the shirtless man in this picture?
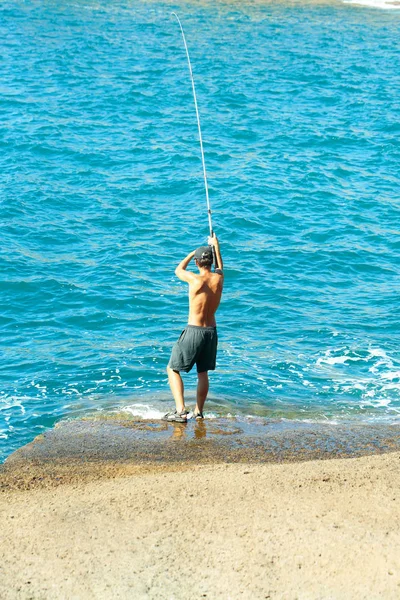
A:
[163,234,223,423]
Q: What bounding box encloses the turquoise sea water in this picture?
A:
[1,0,400,462]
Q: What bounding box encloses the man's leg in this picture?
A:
[167,366,185,413]
[195,371,209,415]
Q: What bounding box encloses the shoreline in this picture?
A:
[2,416,400,490]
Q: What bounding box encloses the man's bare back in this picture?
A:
[187,270,223,327]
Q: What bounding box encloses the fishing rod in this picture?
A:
[172,13,216,259]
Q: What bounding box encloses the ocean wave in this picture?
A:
[121,403,165,420]
[0,394,27,417]
[315,346,400,410]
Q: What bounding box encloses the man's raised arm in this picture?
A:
[209,234,223,272]
[175,251,196,282]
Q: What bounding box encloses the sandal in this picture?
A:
[162,409,189,423]
[193,411,204,420]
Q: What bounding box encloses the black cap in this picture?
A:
[194,246,213,261]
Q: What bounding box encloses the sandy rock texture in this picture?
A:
[1,453,399,599]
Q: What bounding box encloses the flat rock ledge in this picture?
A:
[2,417,400,490]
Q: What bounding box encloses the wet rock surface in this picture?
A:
[1,417,400,490]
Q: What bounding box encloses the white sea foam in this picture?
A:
[317,355,358,366]
[315,346,400,411]
[368,348,391,359]
[121,403,165,419]
[317,347,395,369]
[119,403,220,420]
[344,0,400,9]
[381,371,400,381]
[281,417,340,425]
[381,383,400,391]
[316,350,365,366]
[0,395,27,415]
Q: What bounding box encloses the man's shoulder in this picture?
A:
[187,272,203,286]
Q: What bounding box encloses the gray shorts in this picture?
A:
[168,325,218,373]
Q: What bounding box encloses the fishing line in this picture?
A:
[172,12,214,242]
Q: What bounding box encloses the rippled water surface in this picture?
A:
[1,0,400,461]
